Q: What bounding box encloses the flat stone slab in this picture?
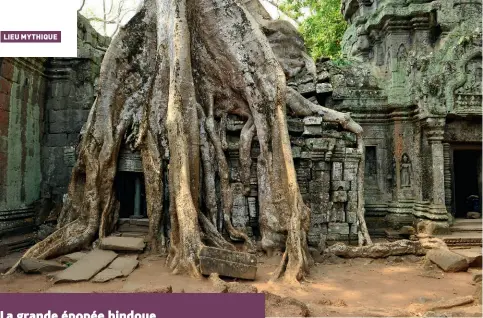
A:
[53,250,118,283]
[199,246,257,280]
[20,258,66,273]
[92,257,139,283]
[427,248,469,272]
[100,236,145,252]
[57,252,88,264]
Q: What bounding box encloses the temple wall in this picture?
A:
[0,15,108,237]
[0,58,46,236]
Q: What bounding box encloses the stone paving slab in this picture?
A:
[100,236,145,252]
[91,257,139,283]
[53,250,118,283]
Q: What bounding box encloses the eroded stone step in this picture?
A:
[100,236,146,252]
[452,219,482,226]
[437,232,482,247]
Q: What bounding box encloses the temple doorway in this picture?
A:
[453,148,482,218]
[114,171,147,219]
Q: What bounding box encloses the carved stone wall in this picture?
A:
[0,14,108,237]
[337,0,482,232]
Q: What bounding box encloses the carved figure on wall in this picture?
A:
[396,44,407,67]
[400,153,412,188]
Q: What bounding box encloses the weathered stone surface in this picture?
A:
[427,249,469,272]
[472,272,482,284]
[92,257,139,283]
[53,250,117,283]
[419,237,448,250]
[199,246,257,280]
[426,295,474,311]
[100,236,145,252]
[20,258,66,273]
[417,221,451,235]
[58,252,87,264]
[452,248,482,268]
[316,83,333,94]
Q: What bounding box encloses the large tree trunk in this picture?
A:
[6,0,371,282]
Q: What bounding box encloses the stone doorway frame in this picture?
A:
[447,142,482,218]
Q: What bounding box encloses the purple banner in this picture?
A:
[0,31,61,43]
[0,293,264,318]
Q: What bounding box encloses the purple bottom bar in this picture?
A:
[0,293,265,318]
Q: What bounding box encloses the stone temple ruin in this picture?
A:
[0,0,481,256]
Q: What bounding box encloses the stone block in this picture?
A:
[303,125,323,136]
[427,249,469,272]
[347,191,358,202]
[317,71,330,82]
[346,210,357,224]
[20,258,66,273]
[199,246,257,280]
[330,203,346,222]
[303,116,323,126]
[452,248,482,268]
[313,161,331,171]
[332,162,343,181]
[287,118,304,133]
[291,146,301,158]
[298,82,315,94]
[331,191,348,203]
[316,83,333,94]
[417,220,451,235]
[331,181,350,191]
[100,236,145,252]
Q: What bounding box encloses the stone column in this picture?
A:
[132,176,142,219]
[425,118,449,221]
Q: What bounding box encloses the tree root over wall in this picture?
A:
[6,0,371,282]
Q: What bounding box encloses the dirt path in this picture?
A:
[0,254,481,317]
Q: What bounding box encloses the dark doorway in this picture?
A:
[453,149,482,217]
[114,171,147,218]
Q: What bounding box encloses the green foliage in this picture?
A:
[277,0,347,60]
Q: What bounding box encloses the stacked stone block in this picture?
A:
[226,114,361,249]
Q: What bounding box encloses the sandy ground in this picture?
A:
[0,253,481,317]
